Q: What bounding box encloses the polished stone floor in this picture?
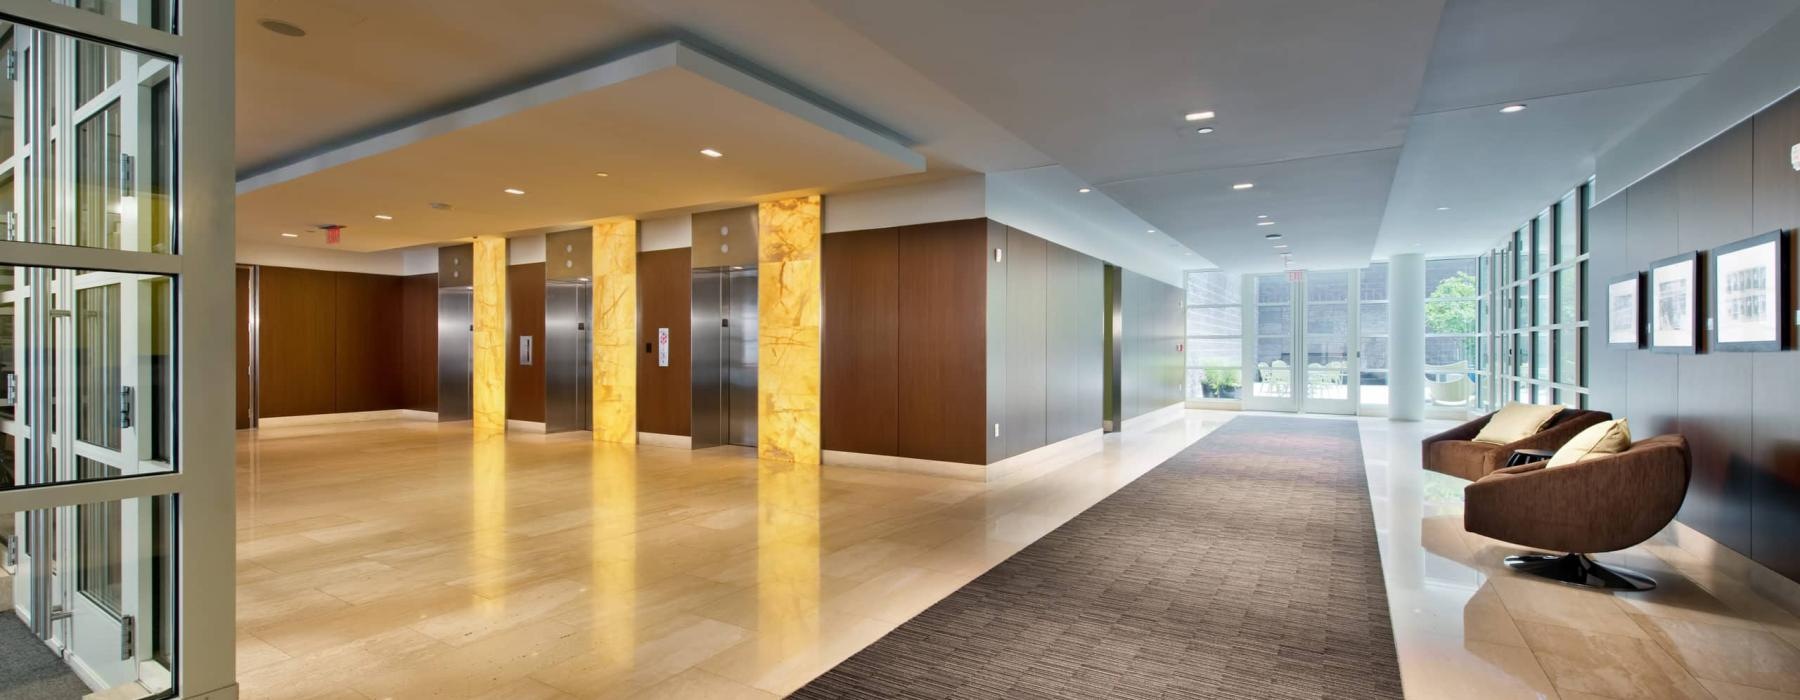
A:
[233,412,1231,699]
[1364,417,1800,700]
[234,412,1800,699]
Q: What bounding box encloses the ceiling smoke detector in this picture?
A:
[258,18,307,37]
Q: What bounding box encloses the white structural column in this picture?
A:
[1388,254,1425,421]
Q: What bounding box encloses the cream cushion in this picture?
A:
[1547,419,1632,467]
[1472,402,1565,445]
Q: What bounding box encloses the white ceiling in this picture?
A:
[236,0,1800,271]
[236,44,924,252]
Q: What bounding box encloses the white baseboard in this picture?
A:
[1121,402,1184,432]
[1650,519,1800,619]
[506,420,546,434]
[638,432,691,448]
[823,428,1105,483]
[821,450,987,480]
[256,409,434,428]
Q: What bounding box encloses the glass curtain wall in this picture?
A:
[1478,181,1590,408]
[1424,258,1480,410]
[0,3,234,699]
[1183,270,1242,402]
[1358,263,1387,409]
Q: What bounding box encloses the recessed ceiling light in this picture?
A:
[1147,229,1156,234]
[1256,214,1269,219]
[700,148,724,158]
[1275,244,1289,249]
[503,188,525,195]
[1184,252,1194,256]
[258,18,306,37]
[374,214,393,221]
[1195,127,1215,134]
[1232,182,1254,190]
[1500,104,1527,114]
[594,171,610,178]
[280,232,298,238]
[1436,206,1451,211]
[1256,221,1275,226]
[1184,111,1216,122]
[1265,233,1282,240]
[1078,187,1093,194]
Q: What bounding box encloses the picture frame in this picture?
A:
[1649,251,1701,354]
[1710,230,1789,352]
[1606,271,1643,348]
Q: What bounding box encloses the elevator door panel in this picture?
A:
[438,288,473,421]
[691,271,725,449]
[726,269,758,447]
[544,282,592,433]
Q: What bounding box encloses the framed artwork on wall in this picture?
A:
[1649,251,1701,354]
[1607,272,1643,348]
[1710,230,1788,352]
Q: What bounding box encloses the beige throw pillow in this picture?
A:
[1472,402,1565,445]
[1547,419,1631,467]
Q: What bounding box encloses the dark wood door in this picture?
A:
[235,266,253,429]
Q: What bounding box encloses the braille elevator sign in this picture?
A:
[657,328,670,367]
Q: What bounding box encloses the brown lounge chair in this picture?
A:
[1463,434,1691,590]
[1421,408,1612,481]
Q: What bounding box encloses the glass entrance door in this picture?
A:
[1242,270,1361,414]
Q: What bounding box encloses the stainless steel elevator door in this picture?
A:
[725,269,758,447]
[689,268,758,449]
[437,287,473,421]
[544,281,592,433]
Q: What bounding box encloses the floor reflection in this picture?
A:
[758,459,821,664]
[591,443,637,668]
[470,433,508,603]
[1361,416,1800,700]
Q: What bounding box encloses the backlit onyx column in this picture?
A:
[592,219,638,443]
[472,236,509,435]
[757,195,823,463]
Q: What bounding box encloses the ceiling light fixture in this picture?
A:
[503,188,525,195]
[1436,206,1451,211]
[1265,233,1282,240]
[1256,221,1275,226]
[1233,183,1254,190]
[1256,214,1269,219]
[1184,111,1216,122]
[374,214,393,221]
[280,232,298,238]
[1195,126,1215,134]
[1078,187,1093,194]
[594,171,610,177]
[700,148,724,158]
[1275,244,1289,249]
[1500,104,1527,114]
[258,18,306,37]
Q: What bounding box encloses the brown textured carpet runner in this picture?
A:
[793,415,1403,699]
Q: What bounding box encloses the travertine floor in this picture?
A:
[1362,417,1800,700]
[233,412,1230,699]
[235,412,1800,699]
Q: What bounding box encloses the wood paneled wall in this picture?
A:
[236,267,253,429]
[255,266,406,419]
[823,228,899,455]
[401,274,438,411]
[507,263,546,423]
[1587,89,1800,581]
[637,248,692,436]
[821,219,989,464]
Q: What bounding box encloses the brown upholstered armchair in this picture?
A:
[1464,434,1690,590]
[1421,408,1612,481]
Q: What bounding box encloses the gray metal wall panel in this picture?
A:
[1076,255,1104,435]
[985,221,1009,463]
[1004,226,1048,458]
[691,206,759,268]
[544,228,593,281]
[1044,243,1080,444]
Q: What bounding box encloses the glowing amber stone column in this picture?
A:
[471,236,508,436]
[757,195,822,464]
[591,219,638,443]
